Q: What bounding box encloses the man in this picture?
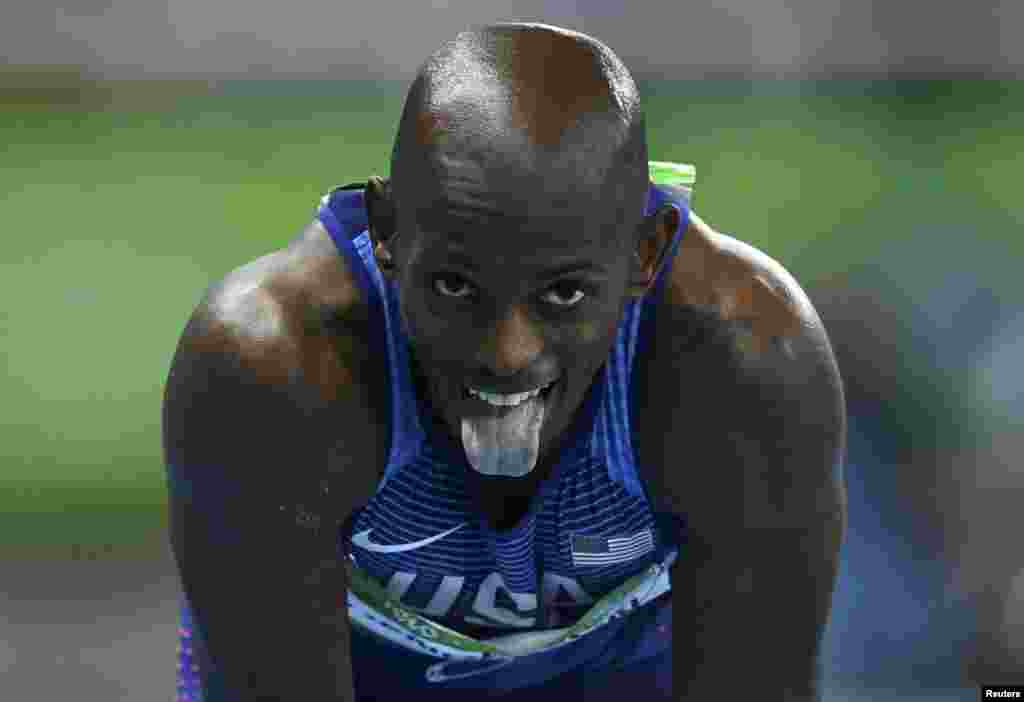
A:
[164,23,846,701]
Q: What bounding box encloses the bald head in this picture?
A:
[390,23,648,231]
[413,23,638,146]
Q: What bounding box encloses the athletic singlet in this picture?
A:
[324,181,688,633]
[174,163,695,701]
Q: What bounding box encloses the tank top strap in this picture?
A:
[316,185,425,489]
[593,183,691,503]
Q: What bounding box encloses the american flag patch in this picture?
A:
[571,529,654,567]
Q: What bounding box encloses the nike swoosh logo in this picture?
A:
[351,522,465,554]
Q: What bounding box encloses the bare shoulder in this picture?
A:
[665,212,830,359]
[178,221,375,391]
[636,212,845,526]
[163,218,388,501]
[193,223,366,376]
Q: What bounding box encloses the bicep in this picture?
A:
[163,306,380,701]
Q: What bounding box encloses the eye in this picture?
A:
[432,273,476,299]
[541,281,587,308]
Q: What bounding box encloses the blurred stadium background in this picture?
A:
[2,2,1021,700]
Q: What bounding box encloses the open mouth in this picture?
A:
[463,379,559,408]
[458,378,560,478]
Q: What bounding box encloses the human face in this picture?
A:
[392,184,637,480]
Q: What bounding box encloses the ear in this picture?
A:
[626,204,680,297]
[365,175,398,277]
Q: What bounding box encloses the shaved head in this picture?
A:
[409,23,639,147]
[390,23,648,241]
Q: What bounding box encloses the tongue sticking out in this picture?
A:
[461,394,547,478]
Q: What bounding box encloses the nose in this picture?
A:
[474,305,544,378]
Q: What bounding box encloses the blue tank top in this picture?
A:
[317,182,689,638]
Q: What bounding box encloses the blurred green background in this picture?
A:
[4,73,1024,701]
[1,78,1020,557]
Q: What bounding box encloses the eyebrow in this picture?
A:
[439,249,609,279]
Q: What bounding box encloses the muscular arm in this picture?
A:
[162,238,387,701]
[638,219,847,700]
